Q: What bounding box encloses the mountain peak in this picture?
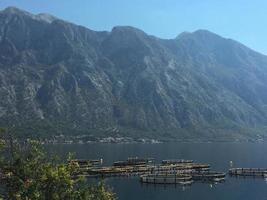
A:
[176,31,192,39]
[111,26,146,35]
[177,29,222,40]
[3,6,31,15]
[2,7,57,23]
[192,29,222,38]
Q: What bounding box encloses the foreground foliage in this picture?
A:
[0,128,116,200]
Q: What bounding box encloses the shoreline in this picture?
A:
[41,138,266,145]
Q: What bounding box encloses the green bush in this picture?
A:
[0,129,116,200]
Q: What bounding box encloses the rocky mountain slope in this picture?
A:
[1,7,267,140]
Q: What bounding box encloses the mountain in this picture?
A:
[0,7,267,140]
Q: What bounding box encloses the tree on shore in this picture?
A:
[0,128,116,200]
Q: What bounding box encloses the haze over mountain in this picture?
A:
[1,7,267,140]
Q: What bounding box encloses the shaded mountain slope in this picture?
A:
[0,7,267,140]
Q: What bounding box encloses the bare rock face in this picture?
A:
[1,7,267,139]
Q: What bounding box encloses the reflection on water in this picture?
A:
[47,142,267,200]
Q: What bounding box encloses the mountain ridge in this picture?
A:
[1,7,267,140]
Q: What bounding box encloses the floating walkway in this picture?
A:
[229,168,267,177]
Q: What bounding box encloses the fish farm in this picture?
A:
[68,157,267,186]
[70,157,229,185]
[2,156,267,187]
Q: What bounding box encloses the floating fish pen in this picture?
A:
[88,165,156,177]
[187,171,226,181]
[189,163,210,171]
[71,157,215,181]
[151,163,210,173]
[113,161,147,167]
[88,167,129,177]
[70,159,103,167]
[86,163,211,178]
[229,168,267,177]
[113,157,154,167]
[128,157,155,163]
[140,174,193,185]
[146,170,225,182]
[162,159,193,165]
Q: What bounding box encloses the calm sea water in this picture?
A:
[47,142,267,200]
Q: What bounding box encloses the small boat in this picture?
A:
[179,180,194,185]
[213,177,225,182]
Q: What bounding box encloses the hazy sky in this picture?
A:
[0,0,267,54]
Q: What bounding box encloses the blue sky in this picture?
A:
[0,0,267,54]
